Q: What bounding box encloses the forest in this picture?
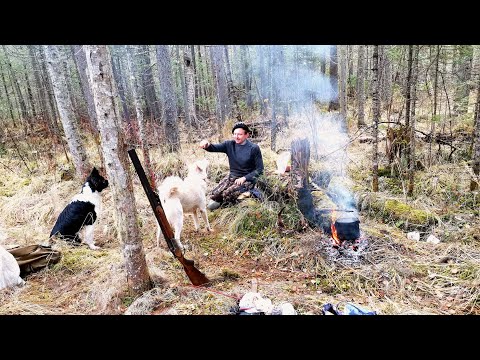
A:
[0,45,479,315]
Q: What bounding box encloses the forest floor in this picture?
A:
[1,111,479,316]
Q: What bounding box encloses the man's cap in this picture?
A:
[232,122,252,134]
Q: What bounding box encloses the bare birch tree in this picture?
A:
[44,45,90,179]
[84,45,151,296]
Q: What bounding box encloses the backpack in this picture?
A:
[7,244,62,277]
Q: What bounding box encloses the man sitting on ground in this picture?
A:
[199,122,264,210]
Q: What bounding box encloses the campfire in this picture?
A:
[329,209,360,249]
[319,211,368,265]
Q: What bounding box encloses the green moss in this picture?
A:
[220,268,241,280]
[384,199,435,226]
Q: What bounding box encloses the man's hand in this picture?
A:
[199,139,210,149]
[234,177,246,185]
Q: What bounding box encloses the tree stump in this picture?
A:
[291,138,318,226]
[291,138,310,189]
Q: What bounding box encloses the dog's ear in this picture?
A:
[91,167,99,175]
[196,159,208,172]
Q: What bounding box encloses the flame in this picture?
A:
[330,210,341,246]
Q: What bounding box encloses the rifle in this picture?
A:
[128,149,209,286]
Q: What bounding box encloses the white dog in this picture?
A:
[0,245,25,290]
[156,159,211,250]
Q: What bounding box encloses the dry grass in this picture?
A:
[1,110,479,315]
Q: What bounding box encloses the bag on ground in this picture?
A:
[7,244,62,277]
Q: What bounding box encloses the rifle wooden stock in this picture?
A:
[128,149,209,286]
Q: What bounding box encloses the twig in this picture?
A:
[0,161,16,173]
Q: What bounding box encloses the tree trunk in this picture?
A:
[453,45,470,116]
[44,45,90,179]
[408,46,420,197]
[471,74,480,190]
[291,138,310,190]
[382,46,392,110]
[270,46,281,152]
[320,51,326,75]
[139,45,161,124]
[328,45,340,111]
[224,45,241,121]
[189,45,200,112]
[126,45,155,188]
[38,45,61,136]
[372,45,380,192]
[204,45,216,115]
[71,45,99,133]
[0,63,17,127]
[23,63,37,119]
[156,45,180,152]
[405,45,413,129]
[468,45,480,114]
[64,58,82,124]
[428,45,440,167]
[111,50,131,123]
[339,45,347,120]
[175,45,190,137]
[356,45,366,128]
[84,44,152,296]
[257,45,268,116]
[210,45,229,129]
[184,46,198,131]
[195,45,208,113]
[240,45,253,110]
[347,45,354,93]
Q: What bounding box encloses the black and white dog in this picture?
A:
[48,167,109,250]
